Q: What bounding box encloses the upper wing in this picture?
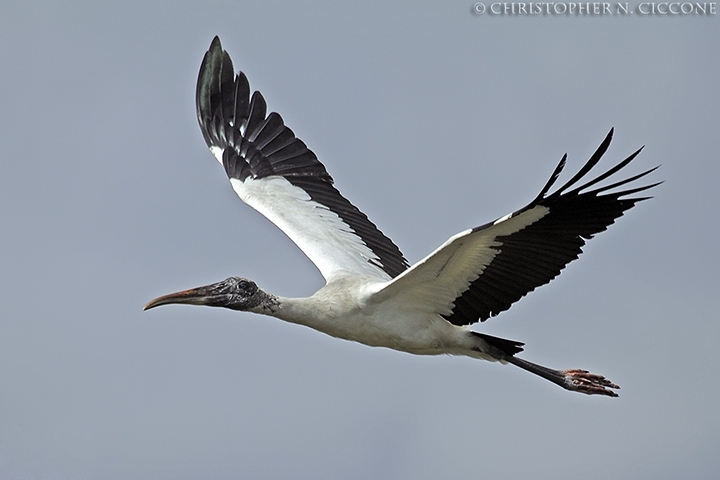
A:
[196,37,409,282]
[374,129,660,326]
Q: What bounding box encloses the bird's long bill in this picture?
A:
[144,284,219,311]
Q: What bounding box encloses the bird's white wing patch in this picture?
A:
[230,176,391,282]
[373,205,550,315]
[210,146,224,164]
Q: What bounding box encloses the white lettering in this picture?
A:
[475,1,715,15]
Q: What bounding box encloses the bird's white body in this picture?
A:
[269,274,485,358]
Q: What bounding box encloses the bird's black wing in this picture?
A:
[378,129,659,326]
[196,37,409,281]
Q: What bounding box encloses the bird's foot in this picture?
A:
[562,369,620,397]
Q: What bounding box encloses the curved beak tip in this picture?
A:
[142,293,180,312]
[142,285,214,312]
[143,296,167,311]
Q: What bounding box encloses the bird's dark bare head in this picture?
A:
[144,276,272,312]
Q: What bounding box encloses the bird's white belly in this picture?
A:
[315,308,454,354]
[275,275,467,355]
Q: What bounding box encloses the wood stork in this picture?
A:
[145,37,659,397]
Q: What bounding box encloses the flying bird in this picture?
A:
[145,37,659,397]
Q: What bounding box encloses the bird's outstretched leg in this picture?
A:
[506,356,620,397]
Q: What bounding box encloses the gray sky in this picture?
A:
[1,1,718,479]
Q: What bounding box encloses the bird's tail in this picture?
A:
[470,331,524,357]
